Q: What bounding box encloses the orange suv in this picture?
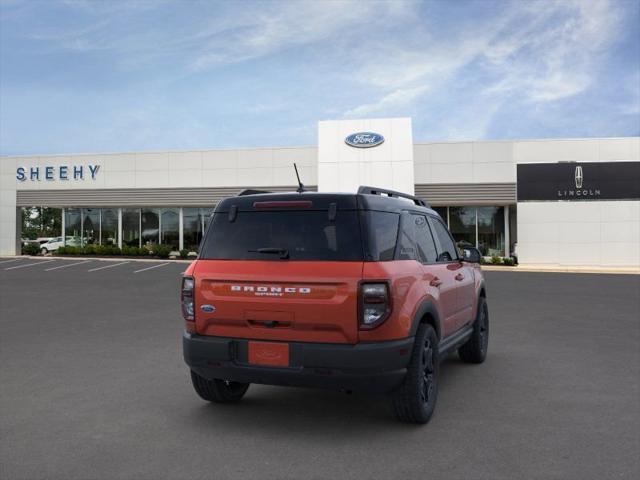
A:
[182,186,488,423]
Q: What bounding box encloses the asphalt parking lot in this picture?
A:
[0,258,639,480]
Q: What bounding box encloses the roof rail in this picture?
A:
[238,189,272,196]
[357,185,429,207]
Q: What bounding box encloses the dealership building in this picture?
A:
[1,118,639,268]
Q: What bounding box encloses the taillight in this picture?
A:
[181,276,195,321]
[359,282,391,330]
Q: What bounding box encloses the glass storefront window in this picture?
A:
[64,208,82,246]
[141,208,159,247]
[202,207,215,231]
[432,207,447,225]
[122,208,140,247]
[477,207,504,256]
[160,208,179,250]
[82,208,100,245]
[183,208,205,252]
[449,207,476,249]
[101,208,118,246]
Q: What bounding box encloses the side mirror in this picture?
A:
[462,247,482,263]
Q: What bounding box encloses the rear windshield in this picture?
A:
[200,210,363,261]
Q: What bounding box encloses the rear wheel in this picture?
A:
[190,370,249,403]
[391,324,438,424]
[458,297,489,364]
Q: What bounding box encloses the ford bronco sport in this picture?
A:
[182,186,488,423]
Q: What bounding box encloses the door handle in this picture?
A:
[455,273,465,281]
[429,277,442,287]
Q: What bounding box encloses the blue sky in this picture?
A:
[1,0,639,155]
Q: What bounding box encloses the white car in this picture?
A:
[40,236,81,254]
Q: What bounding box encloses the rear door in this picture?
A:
[408,214,458,337]
[193,204,364,344]
[427,216,471,334]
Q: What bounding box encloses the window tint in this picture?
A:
[428,216,458,262]
[200,210,363,261]
[363,211,399,261]
[413,215,438,263]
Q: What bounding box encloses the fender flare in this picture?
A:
[409,300,442,339]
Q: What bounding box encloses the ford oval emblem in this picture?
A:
[345,132,385,148]
[200,304,216,313]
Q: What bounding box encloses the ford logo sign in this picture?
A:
[200,304,216,313]
[345,132,385,148]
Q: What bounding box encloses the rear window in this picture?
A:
[200,210,363,261]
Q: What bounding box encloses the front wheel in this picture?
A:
[190,370,249,403]
[40,248,48,255]
[458,297,489,364]
[391,324,439,424]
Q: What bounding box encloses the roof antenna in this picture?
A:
[294,163,306,193]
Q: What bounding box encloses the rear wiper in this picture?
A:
[248,247,290,259]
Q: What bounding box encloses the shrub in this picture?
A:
[22,243,41,256]
[108,246,122,256]
[503,257,515,266]
[139,246,151,257]
[83,245,96,255]
[490,255,502,265]
[479,256,486,265]
[153,244,171,259]
[179,249,189,259]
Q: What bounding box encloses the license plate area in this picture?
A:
[248,341,290,367]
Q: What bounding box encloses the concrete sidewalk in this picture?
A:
[482,264,640,274]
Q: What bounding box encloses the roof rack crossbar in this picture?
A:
[357,185,429,207]
[238,189,273,196]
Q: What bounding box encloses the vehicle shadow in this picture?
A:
[179,355,475,437]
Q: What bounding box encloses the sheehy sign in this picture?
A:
[516,162,640,201]
[16,164,100,182]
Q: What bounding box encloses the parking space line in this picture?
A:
[88,261,129,272]
[45,260,92,271]
[5,260,56,270]
[0,258,24,265]
[133,262,170,273]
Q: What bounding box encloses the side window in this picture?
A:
[365,211,399,261]
[428,216,458,262]
[413,215,438,263]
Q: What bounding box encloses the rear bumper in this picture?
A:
[183,332,414,393]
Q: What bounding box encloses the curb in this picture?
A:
[481,265,640,275]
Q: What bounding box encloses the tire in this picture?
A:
[190,370,249,403]
[458,297,489,364]
[41,248,48,255]
[391,324,439,424]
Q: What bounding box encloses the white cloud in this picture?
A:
[344,85,429,118]
[342,0,626,135]
[189,1,413,71]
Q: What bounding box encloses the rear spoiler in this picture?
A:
[357,186,429,208]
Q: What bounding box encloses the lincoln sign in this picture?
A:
[516,161,640,201]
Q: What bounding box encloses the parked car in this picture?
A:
[182,186,489,424]
[40,236,81,254]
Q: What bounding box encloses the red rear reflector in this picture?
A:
[253,200,313,209]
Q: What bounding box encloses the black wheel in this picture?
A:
[458,297,489,364]
[41,248,48,255]
[391,324,438,424]
[190,370,249,403]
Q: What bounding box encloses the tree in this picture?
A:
[21,207,62,239]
